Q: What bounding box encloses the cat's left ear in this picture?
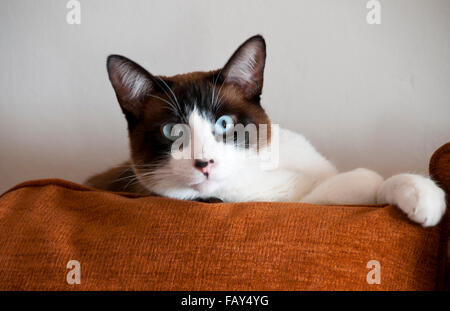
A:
[221,35,266,100]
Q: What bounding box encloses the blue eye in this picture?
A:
[162,123,180,141]
[215,115,234,135]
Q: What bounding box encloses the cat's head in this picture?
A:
[107,35,270,199]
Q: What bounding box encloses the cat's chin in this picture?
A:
[192,179,221,195]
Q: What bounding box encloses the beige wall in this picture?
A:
[1,0,449,193]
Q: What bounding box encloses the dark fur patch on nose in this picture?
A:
[194,160,209,168]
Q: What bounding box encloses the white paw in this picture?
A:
[377,174,446,227]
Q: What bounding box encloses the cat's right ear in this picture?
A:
[106,55,155,117]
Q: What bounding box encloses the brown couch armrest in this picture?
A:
[430,142,450,195]
[429,142,450,290]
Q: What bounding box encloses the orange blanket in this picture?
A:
[0,143,449,291]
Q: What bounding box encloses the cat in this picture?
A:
[85,35,446,227]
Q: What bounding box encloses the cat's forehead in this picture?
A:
[163,70,245,105]
[162,70,217,95]
[141,69,266,126]
[152,70,229,120]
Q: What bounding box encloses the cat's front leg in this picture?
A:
[377,174,446,227]
[300,168,384,205]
